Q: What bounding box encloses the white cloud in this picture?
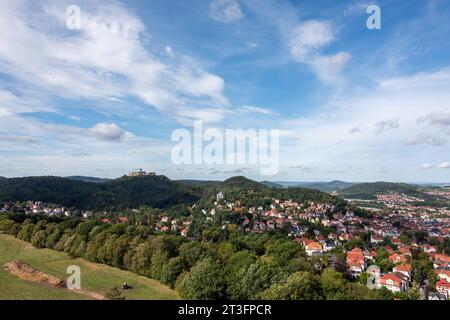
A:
[437,162,450,169]
[420,162,450,170]
[209,0,244,23]
[288,20,334,62]
[344,1,376,16]
[289,164,318,173]
[273,67,450,181]
[418,112,450,127]
[174,69,226,104]
[0,89,53,117]
[0,0,228,125]
[379,69,450,91]
[238,105,278,115]
[374,119,400,135]
[235,2,350,83]
[0,0,237,176]
[173,107,227,126]
[311,52,351,83]
[165,46,173,56]
[0,112,172,177]
[420,163,434,169]
[406,134,446,146]
[0,135,37,144]
[89,123,126,142]
[287,20,350,83]
[68,115,81,121]
[350,127,362,134]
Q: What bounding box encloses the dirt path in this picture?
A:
[71,289,107,300]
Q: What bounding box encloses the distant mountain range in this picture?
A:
[337,182,420,199]
[261,180,355,192]
[262,180,450,193]
[260,180,450,204]
[0,175,448,211]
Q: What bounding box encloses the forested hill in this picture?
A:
[337,182,419,199]
[65,176,111,184]
[296,180,355,192]
[180,176,269,190]
[0,175,353,213]
[177,176,270,198]
[219,176,269,191]
[0,175,200,210]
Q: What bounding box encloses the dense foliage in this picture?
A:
[0,213,391,300]
[0,176,200,210]
[338,182,419,199]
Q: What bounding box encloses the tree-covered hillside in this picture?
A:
[0,176,200,210]
[0,175,352,214]
[338,182,419,199]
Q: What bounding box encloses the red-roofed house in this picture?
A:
[433,253,450,268]
[392,238,403,247]
[305,241,323,256]
[117,216,129,223]
[385,246,395,254]
[317,235,326,243]
[389,253,408,265]
[436,269,450,282]
[436,279,450,299]
[379,273,408,293]
[346,248,365,277]
[399,246,411,256]
[371,233,384,245]
[294,237,312,247]
[393,264,412,280]
[339,233,354,241]
[180,228,188,237]
[421,244,437,254]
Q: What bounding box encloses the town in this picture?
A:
[2,186,450,300]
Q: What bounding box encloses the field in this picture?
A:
[0,234,179,300]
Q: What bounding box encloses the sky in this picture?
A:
[0,0,450,182]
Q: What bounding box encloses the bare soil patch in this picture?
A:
[4,260,65,287]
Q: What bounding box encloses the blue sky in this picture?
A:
[0,0,450,182]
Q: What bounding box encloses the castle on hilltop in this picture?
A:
[128,169,156,177]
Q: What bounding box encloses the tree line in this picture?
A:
[0,213,392,300]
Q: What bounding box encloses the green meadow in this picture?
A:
[0,234,178,300]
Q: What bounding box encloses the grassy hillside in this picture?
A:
[0,234,178,300]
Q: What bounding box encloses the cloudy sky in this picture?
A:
[1,0,450,182]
